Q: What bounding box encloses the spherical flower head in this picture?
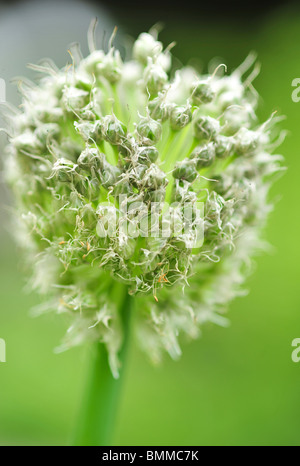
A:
[2,26,284,376]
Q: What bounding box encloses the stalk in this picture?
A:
[73,287,132,446]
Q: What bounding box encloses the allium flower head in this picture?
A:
[3,24,283,376]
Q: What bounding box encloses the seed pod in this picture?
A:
[137,116,162,145]
[137,146,159,165]
[173,181,198,203]
[191,80,215,105]
[148,95,170,121]
[143,164,168,189]
[103,115,127,145]
[52,158,79,182]
[118,138,135,159]
[12,131,43,153]
[144,61,168,95]
[35,123,60,146]
[173,160,198,182]
[211,174,231,196]
[112,180,132,196]
[98,156,121,189]
[130,164,147,188]
[190,142,215,169]
[144,187,166,203]
[194,116,220,141]
[77,147,101,170]
[215,135,235,159]
[170,105,192,131]
[235,128,260,156]
[62,86,89,111]
[74,120,103,142]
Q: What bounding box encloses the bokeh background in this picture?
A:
[0,0,299,446]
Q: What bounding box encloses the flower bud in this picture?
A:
[81,50,105,74]
[133,33,163,65]
[96,49,122,84]
[121,61,143,85]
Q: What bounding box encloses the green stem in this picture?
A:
[73,286,132,446]
[112,84,126,123]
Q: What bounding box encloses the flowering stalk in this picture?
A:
[2,21,283,444]
[74,285,132,446]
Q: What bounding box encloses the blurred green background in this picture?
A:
[0,1,300,446]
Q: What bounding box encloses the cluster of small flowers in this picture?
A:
[3,27,283,375]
